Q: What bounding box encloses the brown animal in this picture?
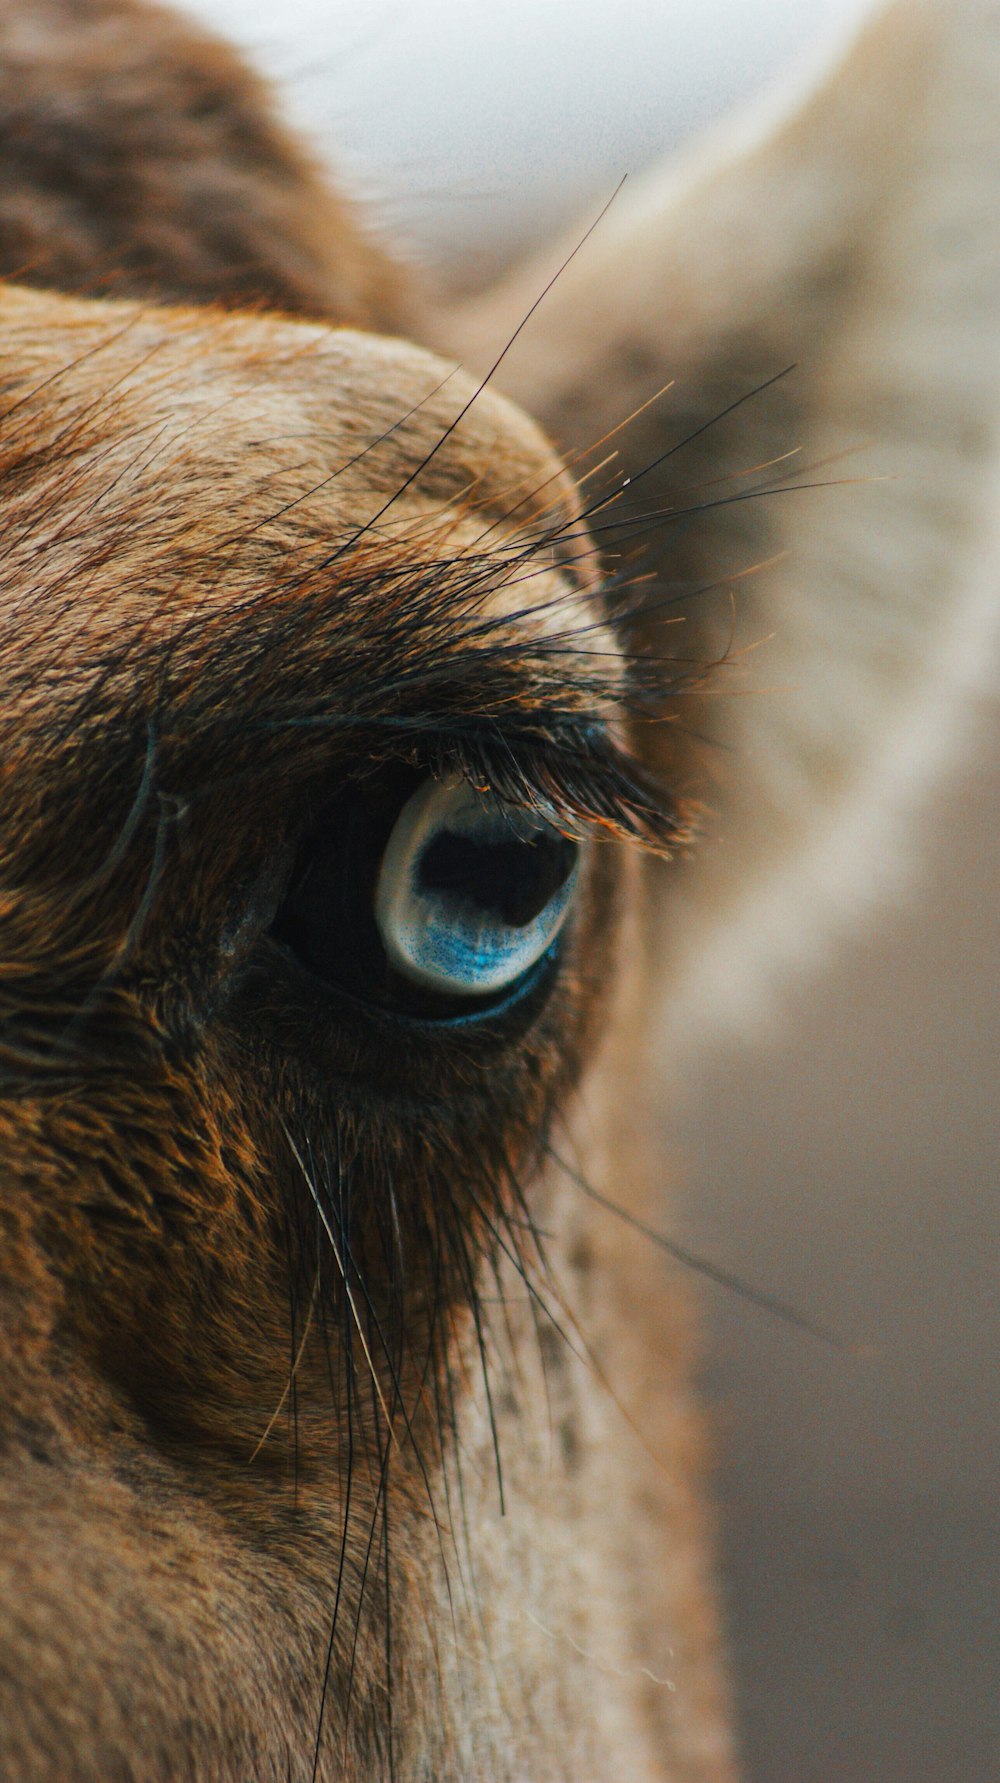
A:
[0,1,997,1778]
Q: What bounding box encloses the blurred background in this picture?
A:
[183,3,999,1776]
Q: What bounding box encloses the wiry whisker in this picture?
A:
[317,1405,389,1783]
[582,473,866,545]
[574,362,800,529]
[545,1141,849,1350]
[216,366,463,553]
[315,177,631,575]
[282,1121,398,1438]
[0,311,148,431]
[248,1256,322,1466]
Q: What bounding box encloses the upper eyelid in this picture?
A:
[436,726,683,856]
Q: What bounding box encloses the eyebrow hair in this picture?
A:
[33,518,692,860]
[202,538,695,856]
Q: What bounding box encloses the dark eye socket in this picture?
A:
[270,765,580,1023]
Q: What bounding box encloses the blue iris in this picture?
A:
[375,777,579,998]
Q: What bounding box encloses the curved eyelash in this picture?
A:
[436,724,688,855]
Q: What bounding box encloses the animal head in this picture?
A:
[0,1,996,1778]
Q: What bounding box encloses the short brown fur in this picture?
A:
[1,1,996,1778]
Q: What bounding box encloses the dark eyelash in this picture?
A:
[433,722,687,856]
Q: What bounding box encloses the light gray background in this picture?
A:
[182,5,1000,1777]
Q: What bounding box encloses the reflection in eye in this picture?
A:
[375,777,580,998]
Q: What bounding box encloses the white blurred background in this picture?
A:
[186,0,874,278]
[181,4,1000,1778]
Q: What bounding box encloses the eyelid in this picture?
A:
[434,725,680,857]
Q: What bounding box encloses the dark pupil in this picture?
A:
[417,827,577,928]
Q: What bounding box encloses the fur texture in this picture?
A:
[0,1,996,1778]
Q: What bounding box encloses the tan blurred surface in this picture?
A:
[674,711,1000,1782]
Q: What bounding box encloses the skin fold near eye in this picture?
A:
[374,776,580,997]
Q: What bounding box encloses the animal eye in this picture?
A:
[374,776,579,999]
[271,769,580,1019]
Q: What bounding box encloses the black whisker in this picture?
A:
[546,1143,848,1349]
[310,177,631,577]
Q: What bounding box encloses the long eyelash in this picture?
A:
[439,725,686,851]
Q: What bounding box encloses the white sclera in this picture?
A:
[374,776,579,999]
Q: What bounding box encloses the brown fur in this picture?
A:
[0,0,404,325]
[2,0,996,1778]
[0,45,730,1762]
